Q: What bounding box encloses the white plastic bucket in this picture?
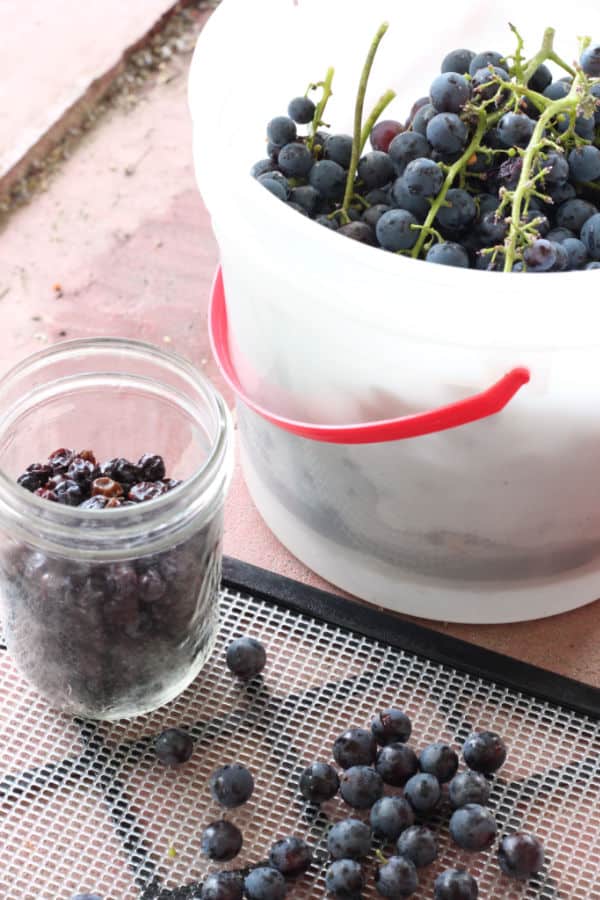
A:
[190,0,600,623]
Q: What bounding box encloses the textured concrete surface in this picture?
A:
[0,0,190,197]
[0,8,599,691]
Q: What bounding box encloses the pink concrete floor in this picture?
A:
[1,8,599,689]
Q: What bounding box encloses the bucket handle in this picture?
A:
[209,266,530,445]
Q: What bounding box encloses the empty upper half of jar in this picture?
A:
[0,338,234,559]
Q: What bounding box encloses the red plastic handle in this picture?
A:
[209,267,530,445]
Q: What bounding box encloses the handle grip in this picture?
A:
[209,266,530,445]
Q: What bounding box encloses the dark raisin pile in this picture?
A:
[2,448,222,718]
[17,447,182,508]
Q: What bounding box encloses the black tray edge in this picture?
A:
[222,556,600,722]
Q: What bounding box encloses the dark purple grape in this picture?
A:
[435,189,476,231]
[290,185,321,216]
[411,103,437,136]
[469,51,507,76]
[269,836,312,876]
[362,204,392,228]
[376,743,419,786]
[497,112,535,148]
[419,742,459,783]
[327,818,371,859]
[370,120,404,152]
[441,48,475,75]
[244,867,286,900]
[371,708,412,745]
[309,160,346,201]
[449,770,491,808]
[357,151,395,189]
[434,869,479,900]
[209,764,254,807]
[299,761,339,803]
[267,116,297,147]
[375,856,418,898]
[370,796,414,840]
[339,765,383,809]
[462,731,507,773]
[538,150,569,186]
[472,66,510,102]
[324,134,353,168]
[426,113,468,154]
[478,210,507,245]
[430,73,471,113]
[388,132,430,175]
[543,80,570,100]
[391,177,430,220]
[498,833,545,879]
[396,825,438,867]
[568,145,600,183]
[528,64,552,93]
[201,872,244,900]
[403,773,441,814]
[426,242,469,267]
[155,728,194,766]
[259,175,288,202]
[251,159,278,179]
[562,237,588,269]
[338,222,377,245]
[404,157,444,197]
[316,215,339,230]
[201,820,243,861]
[581,213,600,259]
[581,43,600,77]
[449,804,497,851]
[325,859,364,899]
[278,142,314,178]
[226,637,266,679]
[288,96,316,124]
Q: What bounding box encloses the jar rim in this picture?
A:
[0,337,233,558]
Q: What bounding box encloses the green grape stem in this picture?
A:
[503,80,583,271]
[307,67,335,152]
[341,22,390,215]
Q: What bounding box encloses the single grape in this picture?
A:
[338,222,377,245]
[333,728,378,768]
[568,145,600,183]
[309,160,346,201]
[201,872,244,900]
[581,43,600,77]
[327,818,372,859]
[430,73,471,113]
[397,825,438,868]
[251,159,277,179]
[269,836,312,876]
[419,742,459,783]
[405,96,430,127]
[546,227,575,244]
[426,113,468,154]
[498,832,544,879]
[404,157,444,197]
[425,242,469,267]
[388,132,431,175]
[469,50,507,76]
[449,770,491,808]
[258,175,288,202]
[556,199,598,233]
[411,103,437,136]
[371,119,404,152]
[449,804,498,851]
[462,731,507,773]
[155,728,194,766]
[371,709,412,746]
[226,637,266,679]
[549,180,576,206]
[324,134,353,168]
[362,204,392,228]
[300,761,340,803]
[523,239,557,272]
[441,48,475,75]
[376,209,419,251]
[476,193,500,217]
[209,764,254,807]
[403,773,441,814]
[581,212,600,259]
[528,64,552,93]
[556,112,595,140]
[471,66,510,102]
[435,189,476,232]
[316,215,339,230]
[278,142,314,178]
[497,112,535,148]
[370,796,415,840]
[391,177,430,220]
[244,867,286,900]
[325,859,364,899]
[267,116,297,147]
[434,869,479,900]
[562,237,588,269]
[357,151,396,189]
[376,743,419,785]
[290,185,321,216]
[552,242,569,271]
[543,80,570,100]
[365,187,391,205]
[375,856,418,898]
[201,820,243,861]
[478,210,508,245]
[288,96,316,124]
[340,765,384,808]
[538,150,569,186]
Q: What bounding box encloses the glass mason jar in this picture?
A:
[0,338,233,719]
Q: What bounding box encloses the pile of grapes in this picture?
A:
[251,25,600,273]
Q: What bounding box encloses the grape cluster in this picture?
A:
[251,28,600,273]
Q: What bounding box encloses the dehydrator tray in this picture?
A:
[0,557,598,899]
